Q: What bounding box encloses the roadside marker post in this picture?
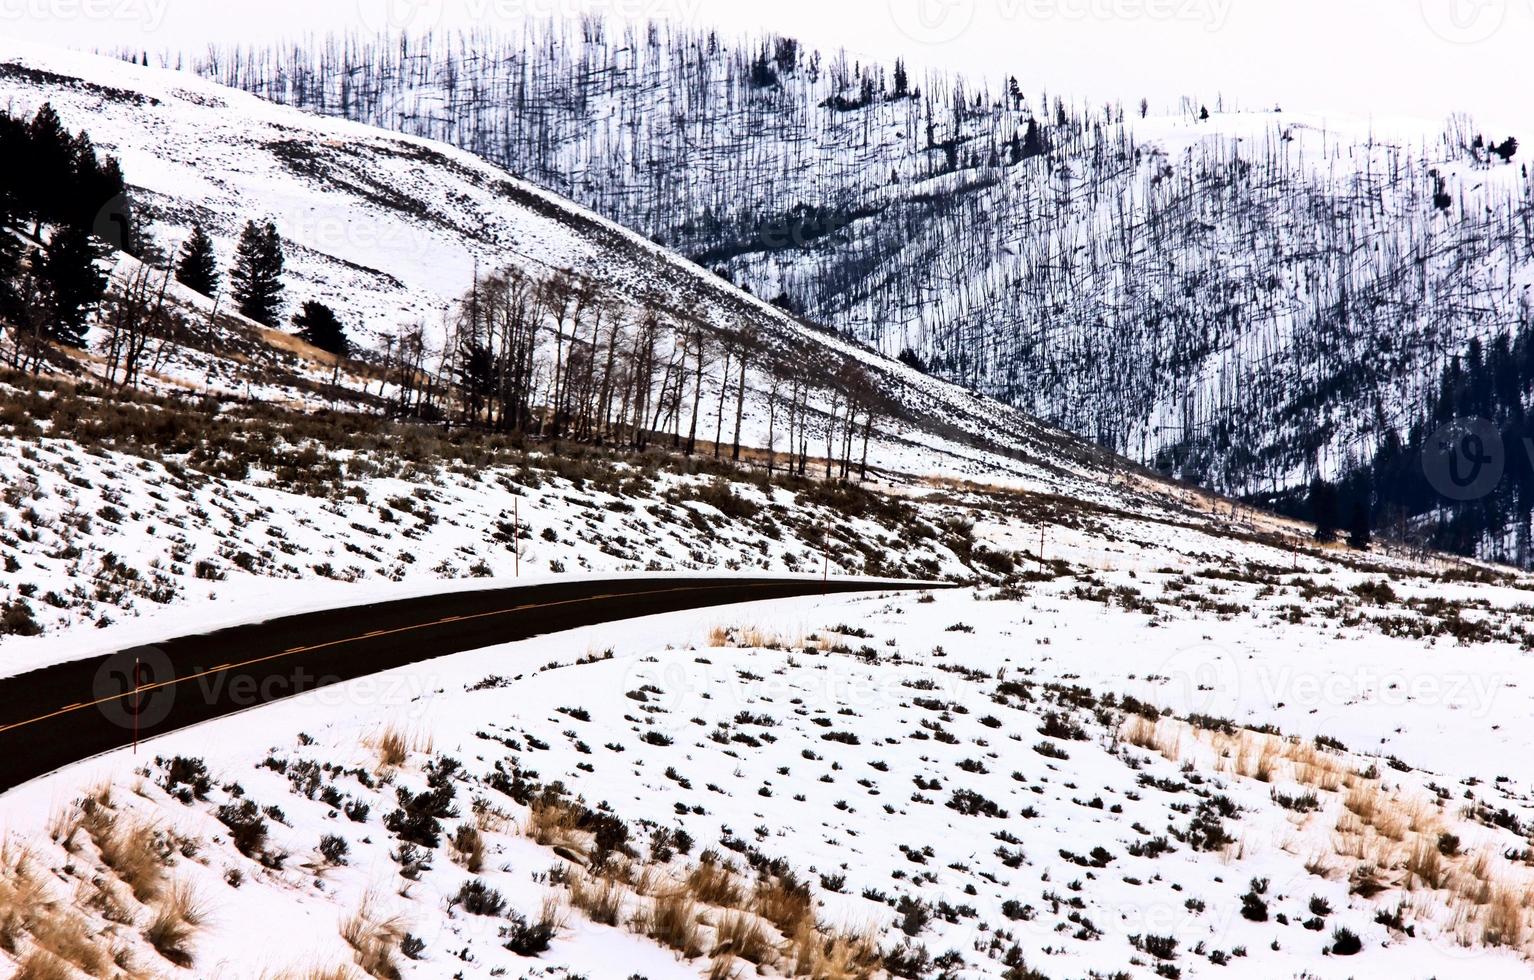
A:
[132,655,140,754]
[514,497,521,579]
[821,516,829,594]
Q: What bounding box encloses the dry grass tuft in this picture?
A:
[366,723,430,769]
[524,797,582,851]
[341,890,407,980]
[265,967,364,980]
[634,889,703,958]
[1120,716,1181,761]
[1,838,117,976]
[687,859,745,908]
[710,911,775,965]
[450,825,485,873]
[706,953,742,980]
[1481,887,1527,948]
[785,922,882,979]
[707,624,788,650]
[86,805,168,904]
[751,875,814,937]
[1405,840,1450,891]
[143,879,205,968]
[1285,740,1347,792]
[0,841,44,955]
[569,875,625,926]
[13,950,74,980]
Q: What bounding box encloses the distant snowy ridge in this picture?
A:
[0,37,1138,505]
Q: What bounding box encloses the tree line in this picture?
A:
[371,260,883,482]
[0,103,126,368]
[1286,319,1534,566]
[191,23,1534,531]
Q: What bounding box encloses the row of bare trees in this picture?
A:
[380,262,883,480]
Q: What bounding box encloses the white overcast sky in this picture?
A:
[5,0,1529,135]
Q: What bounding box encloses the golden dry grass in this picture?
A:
[0,841,43,955]
[633,889,703,958]
[686,860,745,909]
[365,723,430,769]
[707,624,791,650]
[450,825,485,873]
[1481,887,1526,948]
[784,922,882,979]
[1,837,118,977]
[1120,715,1181,761]
[709,911,775,965]
[750,876,814,937]
[1284,740,1347,792]
[706,954,742,980]
[143,879,206,968]
[341,891,407,980]
[263,968,364,980]
[569,875,625,926]
[524,797,582,851]
[12,950,74,980]
[86,806,168,904]
[1405,840,1450,891]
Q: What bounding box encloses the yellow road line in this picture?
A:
[0,583,771,737]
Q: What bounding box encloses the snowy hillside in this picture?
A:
[9,485,1534,978]
[193,25,1534,522]
[6,33,1534,980]
[0,38,1125,499]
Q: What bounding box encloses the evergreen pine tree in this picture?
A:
[1021,118,1045,159]
[291,300,349,356]
[230,220,285,326]
[39,222,107,347]
[0,111,29,230]
[26,103,73,233]
[893,60,909,97]
[176,224,219,296]
[1347,503,1371,550]
[1309,477,1339,543]
[0,230,23,327]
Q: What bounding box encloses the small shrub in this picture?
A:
[319,834,350,866]
[454,878,507,916]
[215,799,269,856]
[1330,927,1361,956]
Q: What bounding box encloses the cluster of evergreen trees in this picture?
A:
[0,99,348,373]
[0,103,130,358]
[1286,322,1534,565]
[174,219,348,355]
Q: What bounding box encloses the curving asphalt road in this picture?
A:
[0,576,946,794]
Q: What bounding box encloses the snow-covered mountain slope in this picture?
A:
[194,25,1534,501]
[8,35,1534,980]
[0,38,1128,501]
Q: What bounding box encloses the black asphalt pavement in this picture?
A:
[0,576,944,794]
